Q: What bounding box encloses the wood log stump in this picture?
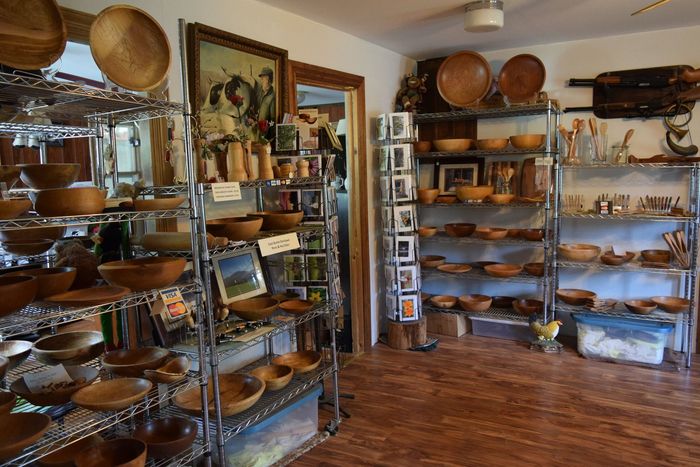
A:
[387,317,427,350]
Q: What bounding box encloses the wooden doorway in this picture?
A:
[287,61,370,353]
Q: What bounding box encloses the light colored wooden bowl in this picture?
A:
[278,299,314,315]
[513,299,543,316]
[32,331,104,366]
[600,251,635,266]
[74,438,147,467]
[458,294,492,312]
[476,138,509,150]
[10,366,98,406]
[641,249,671,263]
[133,197,186,211]
[0,225,65,242]
[484,263,523,278]
[0,413,52,462]
[455,184,494,202]
[34,187,105,217]
[0,390,15,416]
[90,5,170,92]
[0,275,37,317]
[36,434,104,467]
[228,297,279,321]
[44,286,131,307]
[133,417,197,459]
[417,188,439,204]
[436,195,458,204]
[103,347,170,377]
[1,239,54,256]
[18,164,79,190]
[487,194,515,204]
[651,296,690,313]
[418,226,437,237]
[444,223,476,237]
[432,138,474,152]
[556,288,597,306]
[437,263,472,274]
[509,134,546,150]
[0,166,21,190]
[206,216,263,241]
[272,350,322,374]
[624,299,657,315]
[520,229,544,241]
[491,296,517,309]
[4,267,77,299]
[174,373,265,417]
[558,244,601,262]
[250,364,294,391]
[98,257,186,292]
[71,378,152,411]
[413,141,432,152]
[523,262,544,277]
[430,295,458,309]
[144,356,191,384]
[248,210,303,231]
[0,199,32,220]
[0,356,7,381]
[0,340,32,369]
[474,227,508,240]
[419,255,446,268]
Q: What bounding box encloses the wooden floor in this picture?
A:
[294,335,700,466]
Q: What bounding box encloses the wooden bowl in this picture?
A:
[474,227,508,240]
[0,199,32,220]
[429,295,458,309]
[0,391,15,416]
[0,275,37,317]
[272,350,322,374]
[456,184,494,202]
[432,138,474,152]
[512,299,544,316]
[558,244,601,262]
[18,164,79,190]
[418,226,438,238]
[250,364,294,391]
[45,286,131,307]
[600,251,635,266]
[1,239,54,256]
[32,331,104,366]
[476,138,509,150]
[10,366,98,406]
[491,296,517,309]
[98,257,186,292]
[444,223,476,237]
[133,417,197,459]
[651,296,691,313]
[556,289,597,306]
[624,299,658,315]
[206,216,263,241]
[71,378,152,411]
[507,228,523,238]
[0,413,52,462]
[436,195,458,204]
[0,226,65,242]
[458,294,492,312]
[0,166,21,190]
[520,229,544,241]
[0,340,32,369]
[174,373,265,417]
[509,134,546,150]
[133,197,186,211]
[417,188,439,204]
[90,5,170,92]
[487,194,515,204]
[278,299,314,315]
[523,262,544,277]
[102,347,170,377]
[228,296,279,321]
[484,263,523,278]
[4,267,77,299]
[74,438,147,467]
[641,249,671,263]
[248,210,303,231]
[471,261,499,269]
[144,356,191,384]
[413,141,431,152]
[34,187,105,217]
[437,263,472,274]
[269,291,300,302]
[419,255,446,268]
[36,434,104,467]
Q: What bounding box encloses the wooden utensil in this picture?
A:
[616,129,635,163]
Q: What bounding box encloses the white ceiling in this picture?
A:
[257,0,700,60]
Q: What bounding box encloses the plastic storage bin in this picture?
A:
[224,384,322,466]
[573,313,673,365]
[470,316,532,341]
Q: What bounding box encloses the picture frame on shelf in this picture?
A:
[283,254,306,283]
[392,174,413,202]
[394,205,415,232]
[434,158,483,195]
[286,286,306,299]
[395,235,415,262]
[376,114,387,141]
[301,189,324,217]
[399,294,419,321]
[397,265,418,292]
[307,285,328,303]
[212,248,267,305]
[305,253,327,282]
[391,144,412,171]
[279,189,301,211]
[389,112,412,140]
[301,221,325,250]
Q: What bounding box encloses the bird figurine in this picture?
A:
[529,313,563,341]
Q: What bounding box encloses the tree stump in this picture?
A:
[387,317,427,350]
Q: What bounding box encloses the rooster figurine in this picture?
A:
[528,313,564,353]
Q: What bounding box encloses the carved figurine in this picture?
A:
[395,73,428,113]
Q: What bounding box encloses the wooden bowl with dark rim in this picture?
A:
[272,350,322,374]
[32,331,104,366]
[133,417,198,459]
[555,289,597,306]
[413,141,432,152]
[640,249,671,264]
[102,346,171,377]
[278,299,314,315]
[512,299,544,316]
[651,296,690,313]
[250,364,294,391]
[520,229,544,241]
[10,365,99,406]
[458,294,492,312]
[491,296,517,309]
[624,299,657,315]
[0,413,52,462]
[74,437,147,467]
[444,223,476,237]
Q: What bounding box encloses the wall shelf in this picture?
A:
[414,102,560,122]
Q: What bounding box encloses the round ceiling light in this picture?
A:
[464,0,504,33]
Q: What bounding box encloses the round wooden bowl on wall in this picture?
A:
[498,54,546,104]
[18,163,80,190]
[436,50,492,108]
[33,187,106,217]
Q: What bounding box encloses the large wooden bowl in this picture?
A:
[444,223,476,237]
[102,347,170,377]
[32,331,104,366]
[206,216,264,241]
[484,263,523,278]
[250,364,294,391]
[0,225,65,242]
[1,239,54,256]
[641,249,671,263]
[228,296,279,321]
[133,197,186,211]
[432,138,474,153]
[272,350,322,374]
[247,210,303,231]
[651,296,690,313]
[0,199,32,220]
[624,299,657,315]
[476,138,509,150]
[558,244,601,262]
[0,413,52,462]
[556,289,597,306]
[98,257,186,292]
[0,390,15,415]
[498,54,546,103]
[419,255,445,268]
[10,365,98,406]
[278,299,314,316]
[429,295,458,309]
[0,166,21,190]
[455,184,494,202]
[417,188,439,204]
[509,134,546,150]
[513,299,544,316]
[45,286,131,307]
[0,275,37,317]
[0,0,67,70]
[143,356,191,384]
[520,229,545,241]
[71,378,152,412]
[523,262,545,277]
[74,438,147,467]
[90,5,170,92]
[36,434,103,467]
[458,294,492,312]
[0,340,32,369]
[474,227,508,240]
[4,267,77,299]
[133,417,197,459]
[18,164,80,190]
[34,187,105,217]
[174,373,265,417]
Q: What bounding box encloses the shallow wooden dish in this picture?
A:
[2,239,54,256]
[418,226,437,238]
[513,299,544,316]
[44,286,131,307]
[250,364,294,391]
[174,373,265,417]
[0,166,21,190]
[474,227,508,240]
[477,138,509,150]
[133,197,185,211]
[558,244,601,262]
[651,296,690,313]
[71,378,152,411]
[32,331,104,366]
[144,356,191,384]
[0,199,32,220]
[103,347,170,377]
[509,134,546,150]
[36,434,103,467]
[74,437,147,467]
[0,275,37,317]
[498,54,546,103]
[0,390,15,415]
[413,141,431,152]
[0,340,32,369]
[458,294,492,312]
[437,263,472,274]
[419,255,446,268]
[600,251,635,266]
[0,225,65,242]
[98,257,186,292]
[0,413,52,462]
[278,299,314,315]
[5,267,77,299]
[206,216,263,241]
[491,296,517,309]
[455,184,494,202]
[523,262,544,277]
[416,188,439,204]
[273,350,322,374]
[248,210,303,231]
[520,229,544,241]
[34,187,105,217]
[487,194,515,204]
[90,5,170,92]
[133,417,197,459]
[429,295,458,309]
[10,366,99,406]
[484,263,523,278]
[18,163,79,190]
[228,296,279,321]
[624,299,657,315]
[556,288,597,306]
[432,138,474,153]
[640,249,671,263]
[444,223,476,237]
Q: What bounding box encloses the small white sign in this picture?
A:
[211,182,242,202]
[535,157,554,166]
[258,233,301,257]
[24,365,73,393]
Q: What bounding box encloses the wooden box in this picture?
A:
[426,312,470,337]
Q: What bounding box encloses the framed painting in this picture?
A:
[432,157,484,195]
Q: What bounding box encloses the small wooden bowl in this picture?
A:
[34,187,105,217]
[133,197,186,211]
[250,364,294,391]
[641,249,671,263]
[458,294,492,312]
[0,340,32,369]
[144,356,191,384]
[10,365,99,406]
[206,216,264,241]
[4,267,77,299]
[418,226,438,237]
[32,331,104,366]
[624,299,657,315]
[102,347,170,377]
[456,184,494,202]
[513,299,543,316]
[228,297,279,321]
[432,138,474,152]
[444,223,476,237]
[556,288,597,306]
[0,199,32,220]
[417,188,439,204]
[436,195,458,204]
[437,263,472,274]
[0,275,37,317]
[484,263,523,278]
[74,438,147,467]
[44,286,131,307]
[174,374,265,417]
[419,255,446,268]
[474,227,508,240]
[0,413,52,462]
[133,417,197,459]
[651,296,690,313]
[523,262,544,277]
[430,295,458,309]
[520,229,544,241]
[98,257,186,292]
[487,194,515,204]
[1,239,54,256]
[509,134,546,150]
[279,299,314,315]
[71,378,152,411]
[0,391,16,416]
[476,138,509,150]
[248,210,303,231]
[18,163,79,190]
[558,244,601,262]
[413,141,432,152]
[37,434,104,467]
[0,225,65,242]
[600,251,635,266]
[272,350,322,374]
[491,296,517,309]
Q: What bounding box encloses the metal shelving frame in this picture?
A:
[421,304,529,322]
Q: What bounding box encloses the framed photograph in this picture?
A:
[391,144,412,171]
[435,159,481,195]
[286,286,306,300]
[301,221,325,250]
[395,235,415,262]
[397,265,418,292]
[376,114,387,141]
[399,295,419,321]
[283,254,306,283]
[279,189,301,211]
[379,146,390,172]
[212,248,267,305]
[394,205,415,232]
[275,123,297,151]
[384,265,396,292]
[189,23,288,142]
[392,174,413,202]
[389,112,411,140]
[307,286,328,303]
[305,253,327,282]
[301,189,323,217]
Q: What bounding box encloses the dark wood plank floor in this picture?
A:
[294,335,700,466]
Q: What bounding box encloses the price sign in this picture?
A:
[258,233,301,257]
[211,182,242,202]
[24,365,73,393]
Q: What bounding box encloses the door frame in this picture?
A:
[287,61,371,353]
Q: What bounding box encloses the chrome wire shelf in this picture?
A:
[0,121,97,139]
[561,162,698,170]
[555,303,685,323]
[421,232,546,247]
[560,211,695,222]
[415,148,557,158]
[414,102,559,123]
[557,260,691,276]
[0,209,192,231]
[422,304,528,322]
[422,201,544,209]
[139,177,328,196]
[422,267,543,284]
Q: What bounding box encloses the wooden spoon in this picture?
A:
[622,129,635,148]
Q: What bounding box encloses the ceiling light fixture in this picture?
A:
[464,0,504,33]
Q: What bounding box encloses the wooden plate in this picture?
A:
[498,54,546,103]
[44,286,131,307]
[71,378,152,411]
[436,50,492,108]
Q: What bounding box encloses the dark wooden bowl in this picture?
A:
[32,331,104,366]
[133,197,186,211]
[272,350,322,374]
[0,390,16,416]
[0,340,32,369]
[36,434,103,467]
[555,289,597,306]
[0,413,52,462]
[133,417,197,459]
[600,251,635,266]
[520,229,544,241]
[4,267,76,299]
[0,275,37,317]
[513,299,544,316]
[250,364,294,391]
[436,195,457,204]
[470,261,499,269]
[430,295,458,309]
[143,356,191,384]
[34,187,105,217]
[624,300,658,315]
[0,199,32,220]
[641,249,671,263]
[71,378,152,411]
[413,141,432,152]
[484,263,523,278]
[10,365,98,406]
[74,438,146,467]
[174,373,265,417]
[651,296,690,313]
[418,226,438,238]
[523,262,544,277]
[491,296,517,308]
[0,225,65,242]
[18,163,79,190]
[458,294,492,312]
[419,255,446,268]
[102,347,171,377]
[98,257,186,292]
[279,299,314,315]
[444,223,476,237]
[247,210,303,231]
[1,239,54,256]
[0,166,21,191]
[206,216,264,241]
[474,227,508,240]
[228,297,279,321]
